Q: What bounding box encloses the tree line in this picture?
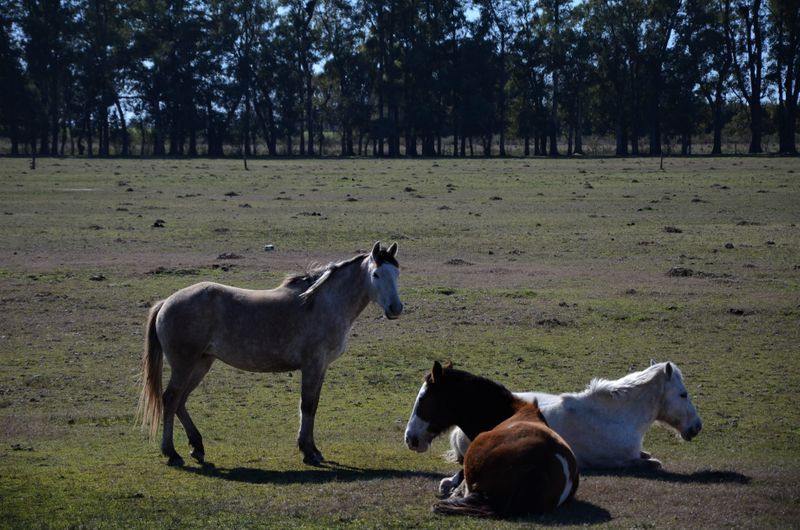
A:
[1,0,798,158]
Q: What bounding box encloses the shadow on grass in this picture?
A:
[179,460,442,485]
[516,499,612,526]
[583,467,751,485]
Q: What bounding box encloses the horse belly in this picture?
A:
[546,411,637,468]
[209,339,303,373]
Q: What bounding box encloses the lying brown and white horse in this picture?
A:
[404,362,579,517]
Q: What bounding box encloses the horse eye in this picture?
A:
[680,392,688,399]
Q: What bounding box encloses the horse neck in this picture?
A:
[451,375,521,441]
[315,257,371,325]
[595,374,664,432]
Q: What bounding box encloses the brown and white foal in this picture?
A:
[404,362,579,517]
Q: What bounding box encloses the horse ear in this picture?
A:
[665,362,673,379]
[431,361,443,383]
[649,358,657,366]
[444,360,453,369]
[371,241,381,258]
[388,242,398,256]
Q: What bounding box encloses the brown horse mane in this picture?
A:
[426,364,532,441]
[425,364,513,399]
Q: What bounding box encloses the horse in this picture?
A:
[404,361,579,517]
[137,242,403,466]
[441,361,702,496]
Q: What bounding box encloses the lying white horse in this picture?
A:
[442,361,702,496]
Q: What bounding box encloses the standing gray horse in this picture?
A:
[138,242,403,466]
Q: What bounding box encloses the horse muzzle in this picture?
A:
[404,432,430,453]
[681,420,703,441]
[384,302,403,320]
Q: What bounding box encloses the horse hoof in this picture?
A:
[438,479,455,498]
[190,450,205,464]
[303,453,324,467]
[167,455,185,467]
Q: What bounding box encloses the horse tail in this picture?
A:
[431,492,495,517]
[137,300,165,440]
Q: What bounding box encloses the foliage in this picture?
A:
[1,0,798,156]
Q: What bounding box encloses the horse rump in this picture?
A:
[431,492,495,517]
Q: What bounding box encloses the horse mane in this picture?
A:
[280,254,367,302]
[282,247,400,303]
[582,362,675,400]
[429,365,538,441]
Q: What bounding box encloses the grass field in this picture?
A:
[1,156,798,528]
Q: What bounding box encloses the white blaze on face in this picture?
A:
[404,382,432,452]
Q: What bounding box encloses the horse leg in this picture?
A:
[438,468,464,498]
[631,453,662,470]
[161,366,194,467]
[176,355,215,464]
[298,365,327,466]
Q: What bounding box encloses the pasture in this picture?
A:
[1,156,798,528]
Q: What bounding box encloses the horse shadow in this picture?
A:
[583,467,751,485]
[509,468,750,526]
[183,462,611,525]
[517,499,612,526]
[179,460,442,485]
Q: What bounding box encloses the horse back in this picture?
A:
[156,281,314,371]
[464,409,578,515]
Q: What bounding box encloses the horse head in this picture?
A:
[404,361,456,452]
[366,241,403,319]
[654,361,703,441]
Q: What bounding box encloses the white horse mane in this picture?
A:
[582,362,678,399]
[295,254,367,301]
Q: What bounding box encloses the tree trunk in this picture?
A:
[140,117,146,156]
[548,80,559,157]
[780,98,797,154]
[114,97,129,156]
[305,73,314,156]
[615,111,628,156]
[498,32,507,157]
[711,91,723,155]
[243,95,252,157]
[567,123,573,156]
[10,124,19,155]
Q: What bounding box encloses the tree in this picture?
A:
[0,2,31,154]
[726,0,766,153]
[474,0,515,156]
[683,0,733,154]
[319,0,369,156]
[768,0,800,154]
[540,0,572,156]
[76,0,133,156]
[586,0,633,155]
[20,0,77,155]
[560,3,592,155]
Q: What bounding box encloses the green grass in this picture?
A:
[1,156,798,527]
